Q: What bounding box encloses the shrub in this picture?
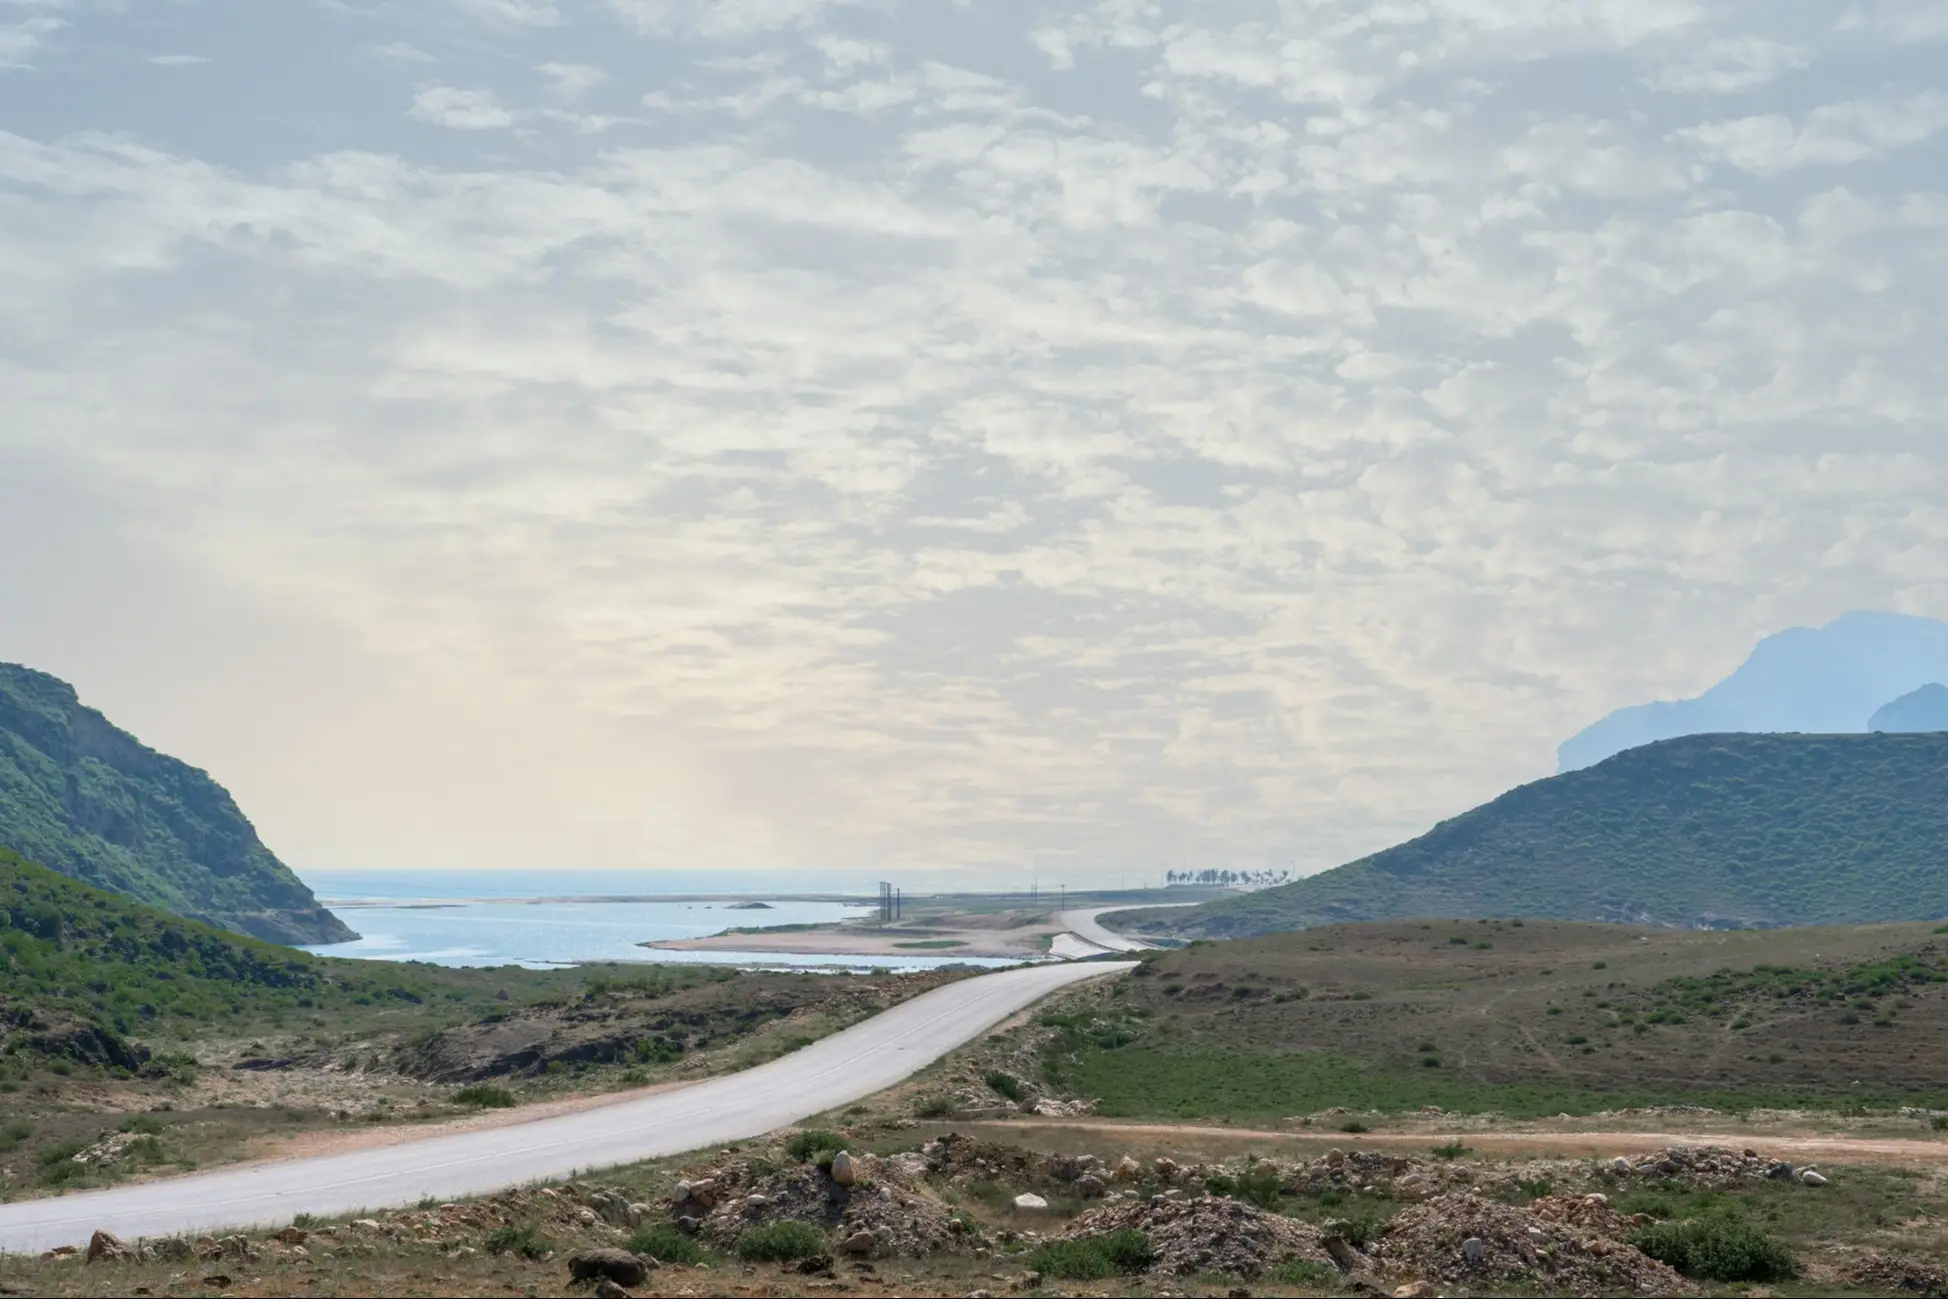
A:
[1430,1142,1472,1160]
[1628,1217,1795,1282]
[785,1129,847,1162]
[0,1120,31,1153]
[117,1114,165,1135]
[914,1094,959,1119]
[628,1222,705,1265]
[1331,1210,1393,1248]
[1338,1121,1369,1134]
[485,1224,553,1260]
[1931,1115,1948,1131]
[1206,1164,1282,1210]
[453,1084,517,1109]
[984,1070,1025,1102]
[1028,1229,1154,1279]
[736,1220,829,1262]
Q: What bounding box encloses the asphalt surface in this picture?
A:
[0,960,1132,1254]
[1057,904,1185,952]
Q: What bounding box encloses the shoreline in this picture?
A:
[645,922,1062,960]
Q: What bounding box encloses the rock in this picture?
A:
[1609,1157,1632,1174]
[1013,1193,1049,1211]
[830,1151,858,1187]
[1075,1174,1107,1199]
[85,1231,130,1263]
[628,1202,653,1223]
[1323,1236,1366,1271]
[1326,1149,1347,1168]
[150,1238,193,1262]
[1525,1226,1550,1245]
[593,1280,630,1299]
[276,1228,309,1245]
[1393,1285,1439,1299]
[1155,1157,1181,1181]
[1766,1162,1797,1182]
[591,1190,638,1226]
[1583,1193,1609,1208]
[843,1229,878,1256]
[568,1248,650,1288]
[1113,1156,1142,1181]
[1461,1236,1486,1266]
[1800,1169,1829,1187]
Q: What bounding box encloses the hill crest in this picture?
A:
[0,663,355,945]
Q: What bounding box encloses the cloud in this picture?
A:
[0,14,62,68]
[3,0,1948,877]
[448,0,560,26]
[147,54,210,66]
[408,85,516,130]
[537,60,604,98]
[370,41,435,64]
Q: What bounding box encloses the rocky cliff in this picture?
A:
[0,663,356,945]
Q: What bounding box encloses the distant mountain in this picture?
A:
[1558,611,1948,772]
[1872,685,1948,734]
[0,663,355,945]
[1156,732,1948,939]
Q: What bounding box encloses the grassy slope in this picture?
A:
[0,662,353,944]
[1038,919,1948,1121]
[1163,732,1948,940]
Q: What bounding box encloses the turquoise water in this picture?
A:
[297,870,1019,971]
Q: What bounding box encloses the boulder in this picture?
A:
[275,1228,309,1245]
[568,1248,650,1288]
[593,1280,631,1299]
[85,1231,130,1263]
[1609,1157,1632,1174]
[1075,1174,1107,1199]
[843,1230,878,1256]
[1113,1156,1142,1182]
[1462,1236,1486,1265]
[829,1151,858,1187]
[1393,1285,1439,1299]
[1013,1193,1049,1211]
[1800,1169,1829,1187]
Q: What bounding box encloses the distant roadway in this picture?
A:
[1057,903,1187,953]
[0,961,1133,1254]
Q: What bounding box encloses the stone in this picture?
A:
[1113,1156,1142,1181]
[1012,1193,1049,1211]
[829,1151,858,1187]
[1609,1157,1632,1174]
[1461,1236,1486,1265]
[1766,1162,1797,1182]
[843,1230,878,1256]
[1075,1174,1107,1199]
[86,1231,130,1263]
[275,1228,309,1245]
[568,1248,650,1288]
[150,1238,193,1262]
[1393,1285,1439,1299]
[1583,1193,1609,1208]
[593,1280,630,1299]
[1800,1169,1829,1187]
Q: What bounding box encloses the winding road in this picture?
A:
[1056,904,1188,954]
[0,960,1133,1254]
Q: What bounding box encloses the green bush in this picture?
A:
[735,1220,829,1262]
[0,1119,31,1152]
[914,1094,959,1119]
[38,1137,90,1168]
[784,1129,847,1162]
[453,1084,517,1109]
[1430,1142,1471,1160]
[117,1114,165,1135]
[484,1224,553,1260]
[984,1069,1025,1102]
[1206,1165,1283,1210]
[1027,1229,1154,1279]
[627,1222,705,1265]
[1627,1216,1795,1282]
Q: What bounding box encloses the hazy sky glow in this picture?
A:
[2,1,1946,881]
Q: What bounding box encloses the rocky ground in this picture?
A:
[14,1120,1948,1297]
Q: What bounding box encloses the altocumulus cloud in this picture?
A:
[0,0,1946,878]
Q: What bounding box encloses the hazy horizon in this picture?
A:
[4,1,1945,877]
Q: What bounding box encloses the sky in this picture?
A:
[2,0,1946,883]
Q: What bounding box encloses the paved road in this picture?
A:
[0,961,1132,1254]
[1058,904,1189,952]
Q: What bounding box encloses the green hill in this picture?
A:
[0,663,353,945]
[0,846,422,1062]
[1162,732,1948,939]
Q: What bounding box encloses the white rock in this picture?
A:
[1609,1157,1632,1174]
[830,1151,858,1187]
[1800,1169,1829,1187]
[1013,1193,1049,1211]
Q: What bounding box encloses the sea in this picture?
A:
[296,869,1023,972]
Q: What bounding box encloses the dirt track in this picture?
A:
[978,1118,1948,1168]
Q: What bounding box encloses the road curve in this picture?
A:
[0,961,1133,1254]
[1058,904,1189,952]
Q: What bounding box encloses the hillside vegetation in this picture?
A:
[0,662,352,944]
[1036,919,1948,1122]
[1156,732,1948,940]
